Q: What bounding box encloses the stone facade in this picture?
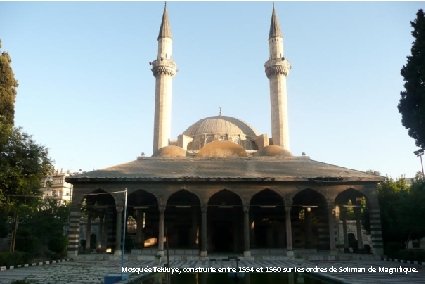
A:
[66,5,384,259]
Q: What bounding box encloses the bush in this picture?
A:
[15,228,42,256]
[48,235,67,256]
[0,215,7,238]
[0,252,32,267]
[396,249,425,262]
[384,241,404,256]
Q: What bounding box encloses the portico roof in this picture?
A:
[66,156,383,183]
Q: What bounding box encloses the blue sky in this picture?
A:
[0,1,423,178]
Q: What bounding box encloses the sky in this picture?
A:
[0,1,423,178]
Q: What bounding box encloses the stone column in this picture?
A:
[327,201,336,253]
[341,207,349,252]
[200,205,207,257]
[98,214,104,250]
[285,206,293,255]
[305,208,312,249]
[355,207,364,251]
[158,206,165,256]
[191,208,198,249]
[67,208,81,257]
[135,210,144,249]
[115,206,123,254]
[85,213,92,250]
[233,216,238,252]
[243,205,251,257]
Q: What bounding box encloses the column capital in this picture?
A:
[159,205,166,213]
[243,205,250,213]
[116,206,124,213]
[284,197,293,209]
[201,205,208,213]
[326,198,336,208]
[284,206,291,213]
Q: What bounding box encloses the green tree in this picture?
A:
[407,175,425,240]
[0,41,54,253]
[398,9,425,150]
[0,128,53,252]
[0,42,18,148]
[378,177,409,246]
[378,176,425,254]
[15,198,69,257]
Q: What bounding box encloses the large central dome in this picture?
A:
[181,116,259,151]
[183,116,258,137]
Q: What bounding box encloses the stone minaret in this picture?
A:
[264,6,291,151]
[151,3,177,154]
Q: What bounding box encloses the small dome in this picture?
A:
[197,140,247,158]
[155,145,186,158]
[258,145,291,157]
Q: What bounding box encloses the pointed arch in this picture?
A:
[127,189,159,250]
[291,188,329,250]
[335,188,370,253]
[165,190,201,249]
[81,189,117,252]
[207,189,243,253]
[250,189,285,249]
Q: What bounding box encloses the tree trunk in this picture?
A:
[9,211,18,253]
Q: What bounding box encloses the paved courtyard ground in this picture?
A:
[0,257,424,283]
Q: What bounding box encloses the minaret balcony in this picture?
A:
[264,58,291,78]
[151,59,177,77]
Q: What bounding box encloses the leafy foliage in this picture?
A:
[0,251,31,266]
[399,9,425,150]
[0,128,53,208]
[0,42,18,148]
[15,198,70,257]
[0,42,55,253]
[0,127,54,252]
[378,176,425,255]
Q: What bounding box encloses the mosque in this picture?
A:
[66,4,384,258]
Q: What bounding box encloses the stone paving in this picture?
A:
[0,259,158,284]
[0,257,424,283]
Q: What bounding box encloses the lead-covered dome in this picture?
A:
[258,145,291,157]
[154,145,186,158]
[182,116,259,151]
[197,140,247,158]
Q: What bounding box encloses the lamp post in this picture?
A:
[414,149,424,176]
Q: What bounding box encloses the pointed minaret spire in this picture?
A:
[151,4,177,155]
[264,5,291,151]
[269,4,282,39]
[157,2,172,40]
